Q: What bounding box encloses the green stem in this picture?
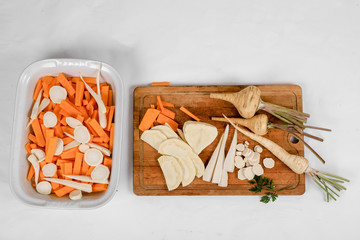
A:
[311,175,337,201]
[317,174,347,190]
[318,171,350,182]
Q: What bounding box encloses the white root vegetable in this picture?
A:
[252,164,264,176]
[44,178,92,193]
[49,86,67,104]
[244,167,255,180]
[248,152,260,165]
[244,141,249,146]
[36,181,52,195]
[263,158,275,169]
[63,140,81,151]
[183,121,218,154]
[203,133,224,182]
[38,98,50,113]
[94,63,107,129]
[218,169,228,187]
[254,145,263,153]
[84,149,103,166]
[223,129,237,172]
[54,138,64,156]
[27,154,39,185]
[234,156,245,169]
[65,117,83,128]
[212,125,229,184]
[177,128,187,143]
[31,149,45,162]
[236,143,245,152]
[87,142,111,156]
[242,147,252,157]
[74,125,91,144]
[91,165,110,181]
[79,73,106,114]
[236,151,242,156]
[141,129,167,151]
[42,163,57,177]
[63,174,109,184]
[43,111,58,128]
[151,124,179,139]
[157,156,182,191]
[237,168,246,180]
[69,190,82,200]
[78,143,90,153]
[26,89,43,129]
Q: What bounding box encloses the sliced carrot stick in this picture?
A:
[38,112,45,121]
[97,142,109,148]
[85,166,95,176]
[56,159,73,166]
[82,99,89,106]
[54,123,64,138]
[138,108,160,132]
[60,147,78,160]
[57,73,76,97]
[50,173,60,190]
[59,109,71,118]
[156,96,165,112]
[82,76,97,84]
[54,186,75,197]
[160,108,175,119]
[60,116,67,126]
[63,162,73,179]
[108,90,113,106]
[39,161,47,168]
[27,165,34,180]
[92,183,108,192]
[31,118,46,147]
[84,118,99,136]
[180,106,200,121]
[53,104,62,117]
[76,115,84,123]
[151,82,170,86]
[81,160,90,175]
[78,106,89,119]
[62,137,73,145]
[156,114,178,131]
[75,80,85,106]
[61,126,74,136]
[104,157,112,169]
[30,143,38,149]
[42,76,56,98]
[45,137,58,163]
[101,85,109,106]
[150,104,155,109]
[73,152,83,175]
[59,99,82,117]
[45,129,54,151]
[105,106,115,131]
[110,123,115,151]
[88,118,110,142]
[32,79,43,100]
[92,110,98,121]
[157,100,174,108]
[92,137,103,143]
[28,134,37,144]
[84,91,91,101]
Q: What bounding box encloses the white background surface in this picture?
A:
[1,0,359,239]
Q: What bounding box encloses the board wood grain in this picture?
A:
[133,85,305,195]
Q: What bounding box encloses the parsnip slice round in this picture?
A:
[49,86,67,104]
[157,156,182,191]
[63,140,81,151]
[263,158,275,169]
[252,164,264,176]
[236,151,242,156]
[236,143,245,152]
[91,164,110,181]
[31,149,45,162]
[254,145,263,153]
[36,181,52,195]
[54,138,64,156]
[248,152,260,165]
[74,126,91,144]
[242,147,252,157]
[244,141,249,146]
[244,167,255,180]
[27,154,39,185]
[183,121,218,154]
[140,129,167,151]
[237,168,246,180]
[235,156,245,169]
[151,124,179,139]
[43,111,58,128]
[87,142,111,156]
[69,190,82,200]
[84,149,103,166]
[78,143,90,153]
[65,117,83,128]
[42,163,57,177]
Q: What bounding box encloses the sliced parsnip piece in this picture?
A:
[54,138,64,156]
[203,133,224,182]
[244,141,249,146]
[79,73,106,114]
[218,169,228,187]
[44,178,92,193]
[234,156,245,169]
[74,125,91,144]
[254,145,263,153]
[236,151,242,156]
[237,168,246,180]
[31,149,45,162]
[87,143,111,156]
[157,156,182,191]
[99,112,107,129]
[223,129,237,172]
[36,181,52,195]
[236,143,245,152]
[263,157,275,169]
[63,174,109,184]
[141,129,167,151]
[244,167,254,180]
[63,140,81,151]
[151,124,179,139]
[248,152,260,165]
[69,190,82,200]
[38,97,50,113]
[78,143,90,153]
[91,165,110,181]
[244,151,255,162]
[42,163,57,177]
[84,149,103,166]
[95,63,107,129]
[27,154,39,185]
[183,121,218,154]
[26,89,43,129]
[242,147,252,157]
[252,164,264,176]
[43,111,58,128]
[65,117,83,128]
[212,125,229,184]
[177,128,187,143]
[158,139,196,186]
[49,86,67,104]
[188,151,205,178]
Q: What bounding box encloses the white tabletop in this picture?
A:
[1,0,359,239]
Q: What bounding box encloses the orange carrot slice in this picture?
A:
[45,137,58,163]
[28,134,37,144]
[27,165,35,180]
[156,96,165,112]
[101,85,109,106]
[108,90,113,106]
[110,123,115,151]
[180,106,200,121]
[88,118,110,142]
[160,108,175,119]
[54,186,75,197]
[92,183,108,192]
[32,79,43,100]
[57,73,76,97]
[105,106,115,131]
[138,109,160,132]
[151,82,170,86]
[60,147,78,160]
[156,114,178,131]
[73,152,83,175]
[31,118,46,147]
[59,99,82,117]
[75,80,85,106]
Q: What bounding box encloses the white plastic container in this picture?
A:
[10,59,123,209]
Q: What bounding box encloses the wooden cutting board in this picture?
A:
[133,85,305,195]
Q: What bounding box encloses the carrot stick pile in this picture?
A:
[26,72,115,198]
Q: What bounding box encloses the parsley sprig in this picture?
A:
[248,176,292,203]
